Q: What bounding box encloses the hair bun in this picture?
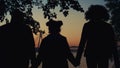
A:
[46,19,63,27]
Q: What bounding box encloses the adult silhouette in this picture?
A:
[76,5,119,68]
[0,9,36,68]
[36,19,76,68]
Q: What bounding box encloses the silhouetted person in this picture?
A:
[76,5,119,68]
[0,9,36,68]
[36,19,76,68]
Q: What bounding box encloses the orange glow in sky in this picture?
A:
[32,7,86,47]
[0,0,105,47]
[32,0,105,47]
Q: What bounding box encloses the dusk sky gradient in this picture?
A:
[0,0,106,47]
[32,0,106,47]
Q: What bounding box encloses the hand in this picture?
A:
[75,65,80,68]
[29,66,37,68]
[74,59,80,67]
[115,61,120,68]
[30,64,38,68]
[76,59,80,66]
[74,62,80,67]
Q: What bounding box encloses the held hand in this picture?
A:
[75,65,80,68]
[74,59,80,67]
[75,62,80,67]
[30,62,39,68]
[115,60,120,68]
[30,65,38,68]
[71,60,80,67]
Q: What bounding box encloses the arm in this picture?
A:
[113,44,119,68]
[64,38,77,67]
[27,28,37,68]
[76,24,88,65]
[110,26,120,68]
[35,39,45,67]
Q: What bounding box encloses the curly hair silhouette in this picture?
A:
[85,5,110,21]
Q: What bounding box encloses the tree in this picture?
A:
[105,0,120,40]
[0,0,84,34]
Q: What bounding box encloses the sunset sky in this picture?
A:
[0,0,106,47]
[32,0,106,47]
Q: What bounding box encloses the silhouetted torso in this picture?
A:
[84,21,114,58]
[0,23,35,68]
[76,20,117,68]
[37,33,73,68]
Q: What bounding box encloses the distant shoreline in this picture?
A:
[35,46,120,53]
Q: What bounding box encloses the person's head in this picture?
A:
[10,9,25,24]
[46,19,63,34]
[85,5,110,21]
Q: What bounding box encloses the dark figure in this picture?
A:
[76,5,119,68]
[0,9,36,68]
[36,19,76,68]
